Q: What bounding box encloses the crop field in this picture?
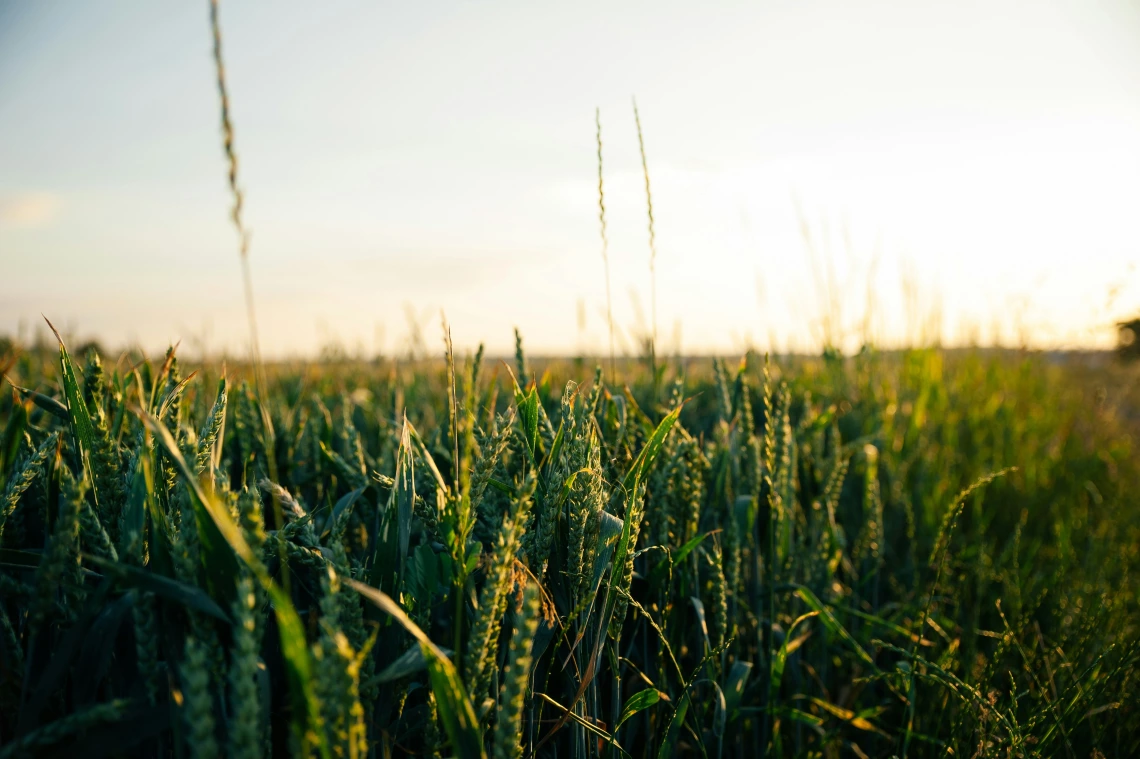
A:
[0,334,1137,758]
[3,3,1140,756]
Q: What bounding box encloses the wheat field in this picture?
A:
[0,333,1136,757]
[2,1,1139,756]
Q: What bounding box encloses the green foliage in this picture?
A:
[0,339,1137,757]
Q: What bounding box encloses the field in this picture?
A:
[0,334,1137,758]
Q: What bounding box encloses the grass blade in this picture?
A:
[347,578,485,759]
[140,411,328,758]
[83,554,229,621]
[5,381,68,422]
[141,412,238,605]
[45,318,100,503]
[770,611,819,691]
[617,687,661,730]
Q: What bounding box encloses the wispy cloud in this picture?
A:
[0,192,61,227]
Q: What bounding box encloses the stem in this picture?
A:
[633,98,657,399]
[596,108,616,385]
[209,0,284,596]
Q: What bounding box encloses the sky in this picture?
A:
[2,0,1140,358]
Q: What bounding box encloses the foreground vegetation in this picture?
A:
[0,331,1137,758]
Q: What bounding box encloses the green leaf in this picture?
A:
[204,376,228,473]
[617,687,661,729]
[505,365,540,466]
[604,486,639,619]
[737,493,758,536]
[136,447,174,577]
[587,510,624,595]
[771,610,818,691]
[543,418,565,472]
[405,419,448,494]
[712,681,727,739]
[723,660,753,718]
[139,412,328,759]
[266,580,329,758]
[320,441,366,489]
[406,542,444,608]
[46,318,100,504]
[369,417,416,596]
[395,414,415,573]
[672,529,714,567]
[121,451,149,559]
[7,381,69,422]
[83,554,229,622]
[486,476,514,497]
[463,542,482,576]
[793,587,877,670]
[371,643,454,684]
[321,486,366,543]
[520,389,540,465]
[594,408,683,651]
[621,405,682,495]
[141,413,238,607]
[156,370,197,423]
[690,596,711,651]
[347,578,484,759]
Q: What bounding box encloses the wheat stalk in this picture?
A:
[633,98,658,381]
[596,108,616,382]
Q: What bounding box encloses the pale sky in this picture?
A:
[2,0,1140,357]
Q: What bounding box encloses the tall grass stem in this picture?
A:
[596,108,616,383]
[633,98,657,384]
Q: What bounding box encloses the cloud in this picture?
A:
[0,192,61,227]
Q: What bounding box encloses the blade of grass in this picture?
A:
[140,410,329,758]
[346,578,485,759]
